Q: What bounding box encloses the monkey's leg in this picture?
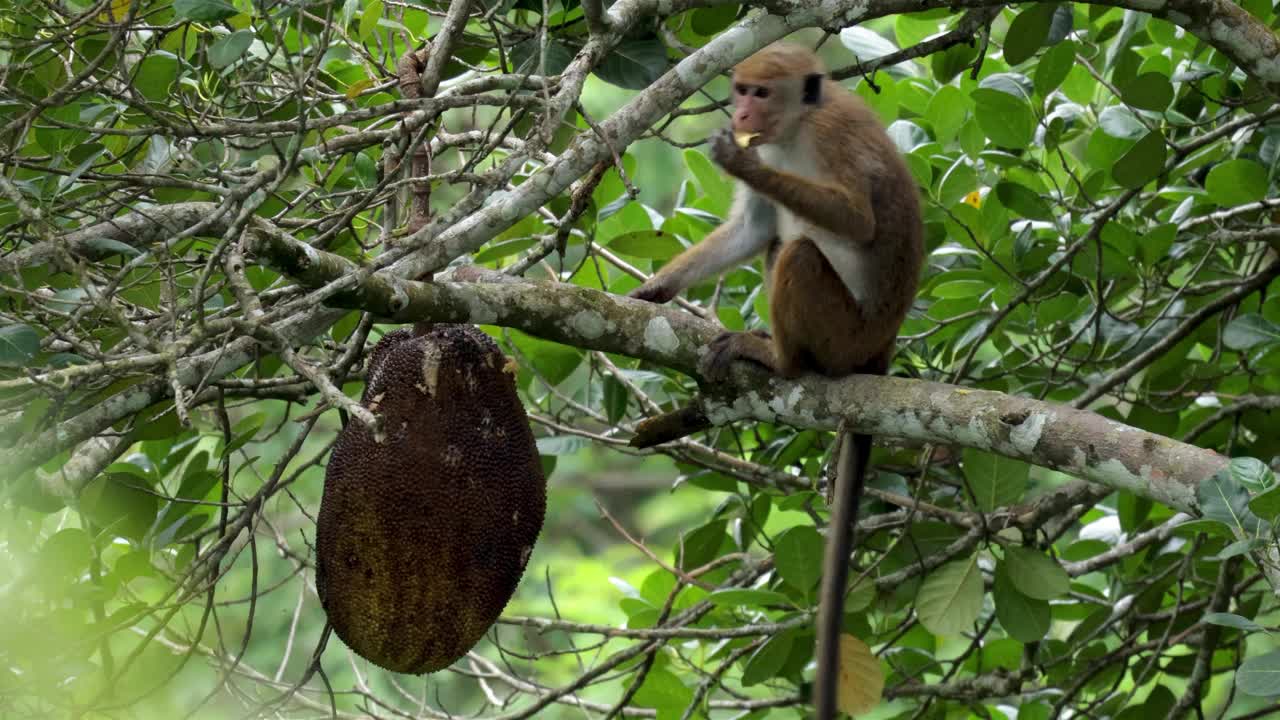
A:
[700,329,779,381]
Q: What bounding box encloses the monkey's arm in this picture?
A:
[744,167,874,243]
[710,131,874,245]
[629,192,775,303]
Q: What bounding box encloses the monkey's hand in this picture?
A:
[709,128,760,178]
[628,281,677,304]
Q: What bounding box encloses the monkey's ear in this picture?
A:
[802,73,824,105]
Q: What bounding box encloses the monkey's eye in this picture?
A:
[755,87,770,99]
[734,84,748,96]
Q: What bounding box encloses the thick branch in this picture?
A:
[245,234,1227,515]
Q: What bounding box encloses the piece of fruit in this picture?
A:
[734,131,760,148]
[316,324,546,674]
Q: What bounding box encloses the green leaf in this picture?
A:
[1034,40,1075,96]
[83,236,143,259]
[80,473,159,543]
[608,231,686,260]
[1004,546,1070,599]
[603,377,628,425]
[475,237,538,263]
[1208,538,1263,560]
[359,0,383,41]
[993,563,1051,642]
[225,411,266,453]
[971,88,1035,149]
[775,526,824,592]
[536,435,590,456]
[742,631,796,686]
[1122,72,1174,111]
[510,38,574,76]
[1198,467,1263,537]
[962,449,1028,511]
[840,27,901,68]
[690,5,738,36]
[1004,3,1057,66]
[209,29,253,69]
[932,280,990,299]
[932,42,979,84]
[40,528,94,582]
[1206,159,1269,207]
[1098,106,1146,140]
[1239,649,1280,697]
[1112,129,1167,189]
[938,158,978,207]
[1249,485,1280,521]
[1232,457,1276,492]
[134,51,179,101]
[1202,612,1267,633]
[153,468,219,545]
[916,554,983,635]
[678,520,727,570]
[0,324,40,366]
[633,667,694,710]
[995,181,1053,220]
[1224,314,1280,351]
[926,85,967,143]
[594,37,668,90]
[174,0,238,22]
[708,588,792,608]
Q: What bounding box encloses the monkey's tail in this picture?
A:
[813,431,871,720]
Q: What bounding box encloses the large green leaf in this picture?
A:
[775,526,824,592]
[1122,72,1174,111]
[1205,159,1269,207]
[677,520,727,570]
[741,630,796,686]
[1224,314,1280,351]
[608,231,687,260]
[594,37,668,90]
[962,449,1028,511]
[915,554,983,635]
[1113,129,1167,189]
[971,88,1034,149]
[1034,40,1075,96]
[1004,3,1057,66]
[1003,546,1070,600]
[1198,466,1264,537]
[1239,649,1280,697]
[993,564,1051,642]
[0,324,39,367]
[174,0,237,22]
[209,30,253,69]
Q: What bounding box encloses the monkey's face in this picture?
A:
[729,73,821,145]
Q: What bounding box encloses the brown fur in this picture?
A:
[628,43,924,719]
[631,43,923,380]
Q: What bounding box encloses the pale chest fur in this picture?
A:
[756,140,871,307]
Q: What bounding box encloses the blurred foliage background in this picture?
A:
[2,0,1280,718]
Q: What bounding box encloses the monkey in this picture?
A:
[628,43,924,718]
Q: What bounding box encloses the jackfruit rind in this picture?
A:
[316,324,546,674]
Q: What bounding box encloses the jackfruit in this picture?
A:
[734,131,760,148]
[316,324,546,674]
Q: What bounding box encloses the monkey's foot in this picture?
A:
[628,281,676,304]
[700,330,777,382]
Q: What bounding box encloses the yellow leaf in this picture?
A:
[345,77,375,99]
[837,634,883,717]
[963,190,983,208]
[102,0,131,21]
